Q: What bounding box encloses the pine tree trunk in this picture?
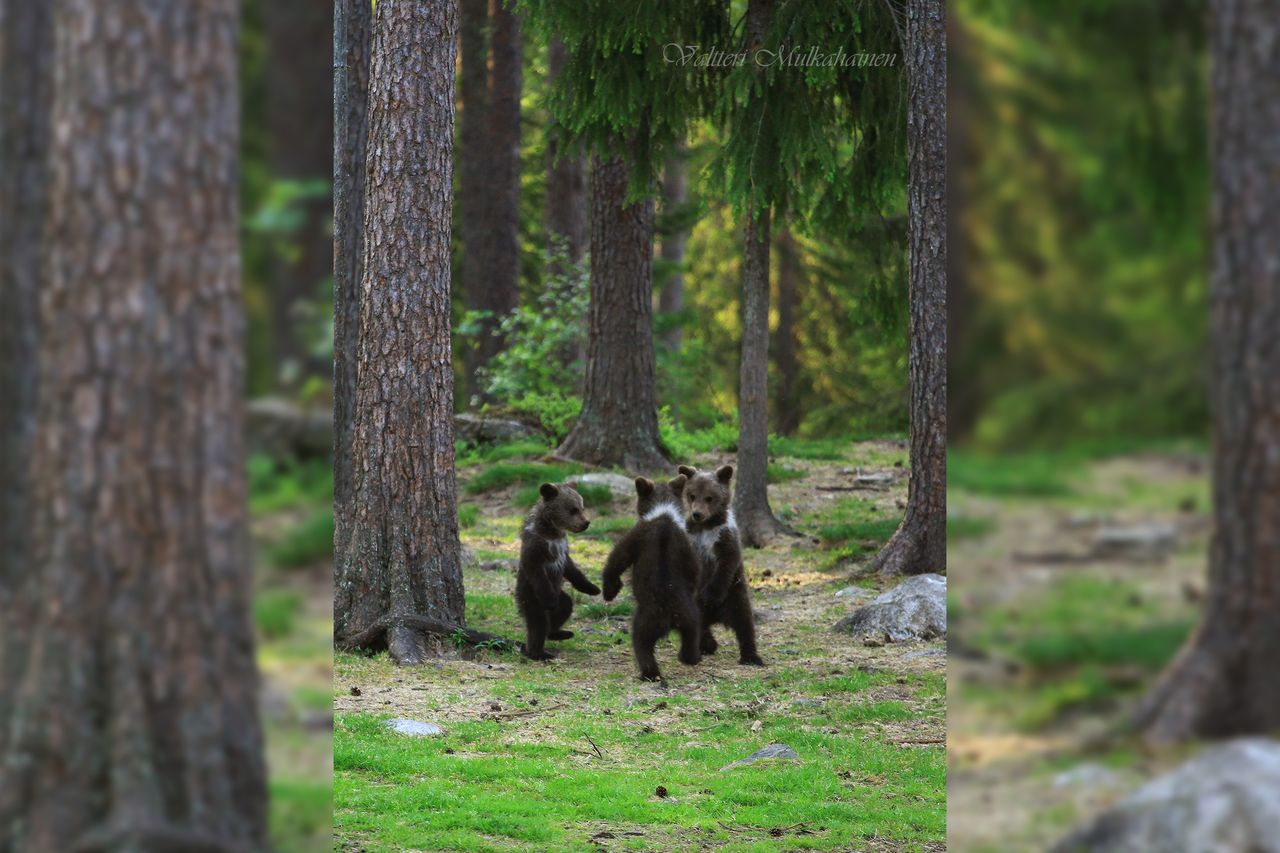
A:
[556,155,670,472]
[774,225,801,436]
[333,0,372,550]
[461,0,521,400]
[1133,0,1280,742]
[0,2,268,847]
[659,145,688,351]
[545,38,588,269]
[458,0,489,399]
[869,0,947,577]
[0,0,50,603]
[734,208,791,546]
[946,15,979,444]
[333,0,466,666]
[265,0,334,387]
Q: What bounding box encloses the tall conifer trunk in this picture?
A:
[0,2,268,846]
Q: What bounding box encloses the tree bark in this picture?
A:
[734,208,792,546]
[658,145,689,351]
[868,0,947,576]
[457,0,489,399]
[556,155,670,472]
[265,0,334,387]
[774,224,802,436]
[544,38,588,270]
[0,0,50,599]
[0,2,268,847]
[1133,0,1280,742]
[461,0,522,399]
[333,0,466,666]
[945,15,980,444]
[333,0,372,552]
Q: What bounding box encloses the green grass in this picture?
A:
[457,437,555,467]
[458,503,482,529]
[767,463,807,484]
[269,777,333,853]
[268,508,335,568]
[948,450,1075,497]
[465,461,586,495]
[335,674,944,852]
[249,455,333,513]
[947,515,996,541]
[254,589,303,640]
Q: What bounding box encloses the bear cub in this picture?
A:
[601,475,702,681]
[678,465,764,666]
[516,482,600,660]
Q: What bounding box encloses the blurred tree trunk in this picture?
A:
[658,145,688,351]
[733,0,792,547]
[333,0,372,554]
[1134,0,1280,742]
[333,0,466,666]
[461,0,521,401]
[265,0,333,387]
[545,38,588,269]
[0,2,268,847]
[774,225,801,436]
[869,0,947,576]
[946,15,980,444]
[0,0,52,768]
[458,0,489,399]
[557,155,670,472]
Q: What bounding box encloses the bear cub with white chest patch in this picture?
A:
[601,475,702,681]
[678,465,764,666]
[516,483,600,660]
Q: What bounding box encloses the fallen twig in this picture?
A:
[586,734,604,759]
[484,701,567,721]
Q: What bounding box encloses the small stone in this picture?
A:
[751,720,763,733]
[382,718,443,737]
[349,686,362,696]
[721,743,802,771]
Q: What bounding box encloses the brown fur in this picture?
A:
[516,483,600,660]
[678,465,764,666]
[601,475,702,681]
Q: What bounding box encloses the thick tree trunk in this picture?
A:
[734,208,792,546]
[0,0,50,598]
[869,0,947,577]
[265,0,334,387]
[0,2,268,847]
[946,15,980,444]
[333,0,372,550]
[556,155,670,472]
[458,0,489,399]
[1133,0,1280,742]
[774,225,802,436]
[658,145,689,351]
[461,0,521,399]
[544,38,588,269]
[333,0,466,666]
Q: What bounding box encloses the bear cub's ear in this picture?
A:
[634,477,655,497]
[668,474,687,495]
[715,465,734,484]
[677,465,698,479]
[539,482,560,501]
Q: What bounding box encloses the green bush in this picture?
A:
[457,503,481,529]
[269,509,334,568]
[255,589,303,639]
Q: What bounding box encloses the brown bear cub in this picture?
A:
[516,483,600,660]
[678,465,764,666]
[601,475,703,681]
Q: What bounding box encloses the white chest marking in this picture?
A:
[547,537,569,572]
[691,511,736,561]
[642,503,685,526]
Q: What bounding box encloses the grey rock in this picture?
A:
[1052,738,1280,853]
[382,718,444,737]
[833,574,946,642]
[454,413,542,445]
[852,471,895,488]
[721,743,802,771]
[1093,523,1177,558]
[1053,762,1121,789]
[480,559,517,573]
[565,472,637,499]
[246,397,332,459]
[834,586,873,600]
[754,608,784,623]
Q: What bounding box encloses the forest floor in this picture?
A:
[947,446,1211,851]
[333,437,946,852]
[249,455,339,852]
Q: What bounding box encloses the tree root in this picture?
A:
[338,613,521,661]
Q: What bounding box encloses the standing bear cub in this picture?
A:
[516,483,600,660]
[678,465,764,666]
[601,475,702,681]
